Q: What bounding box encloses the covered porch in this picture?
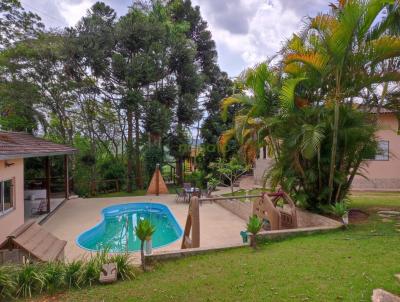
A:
[24,154,74,222]
[0,131,76,223]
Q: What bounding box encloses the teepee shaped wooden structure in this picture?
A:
[147,164,169,195]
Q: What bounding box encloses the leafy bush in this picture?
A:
[16,264,46,298]
[185,170,206,189]
[330,202,349,218]
[78,256,103,287]
[64,260,84,289]
[109,254,137,281]
[43,262,66,292]
[267,106,377,210]
[0,250,137,299]
[0,265,16,301]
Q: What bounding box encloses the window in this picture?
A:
[374,140,389,161]
[0,179,14,215]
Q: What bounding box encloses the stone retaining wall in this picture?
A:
[214,198,252,221]
[214,197,341,228]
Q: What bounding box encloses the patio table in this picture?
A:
[184,187,200,202]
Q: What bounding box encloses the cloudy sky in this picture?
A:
[21,0,329,77]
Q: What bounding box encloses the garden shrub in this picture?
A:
[0,265,16,301]
[64,260,84,289]
[109,253,138,281]
[43,262,66,293]
[16,263,46,298]
[0,251,138,300]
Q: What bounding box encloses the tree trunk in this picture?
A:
[328,99,339,203]
[140,240,145,271]
[134,110,143,189]
[250,234,257,249]
[127,108,134,193]
[176,158,183,185]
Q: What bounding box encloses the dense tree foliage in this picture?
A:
[0,0,229,194]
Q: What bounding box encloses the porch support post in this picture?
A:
[64,155,70,200]
[45,156,51,213]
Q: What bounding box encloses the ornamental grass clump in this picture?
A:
[64,260,84,289]
[109,253,137,281]
[78,255,103,287]
[0,248,138,300]
[0,265,16,301]
[16,263,46,298]
[43,261,66,293]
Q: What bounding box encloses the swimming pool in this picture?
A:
[76,203,183,252]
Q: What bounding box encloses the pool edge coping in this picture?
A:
[75,202,184,253]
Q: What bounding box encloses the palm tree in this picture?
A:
[219,62,281,163]
[135,219,156,271]
[280,0,400,202]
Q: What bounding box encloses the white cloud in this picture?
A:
[194,0,327,75]
[56,0,95,27]
[24,0,328,76]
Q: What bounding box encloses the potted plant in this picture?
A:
[246,215,263,249]
[135,219,156,271]
[330,202,349,226]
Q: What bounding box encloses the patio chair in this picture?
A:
[27,189,47,216]
[30,199,47,215]
[175,188,186,203]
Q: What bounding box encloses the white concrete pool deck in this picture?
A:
[42,194,246,262]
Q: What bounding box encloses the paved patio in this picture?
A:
[42,194,246,262]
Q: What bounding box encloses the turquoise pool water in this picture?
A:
[76,203,183,252]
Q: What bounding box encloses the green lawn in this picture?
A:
[349,192,400,210]
[28,194,400,302]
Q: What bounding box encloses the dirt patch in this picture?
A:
[349,209,369,224]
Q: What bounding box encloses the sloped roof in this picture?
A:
[0,131,76,160]
[0,220,67,262]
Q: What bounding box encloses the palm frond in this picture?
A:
[359,0,390,40]
[218,128,235,153]
[310,14,338,33]
[368,35,400,65]
[357,71,400,89]
[328,1,363,61]
[301,124,325,159]
[284,62,304,76]
[285,53,329,74]
[220,94,253,121]
[279,77,307,112]
[286,34,305,53]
